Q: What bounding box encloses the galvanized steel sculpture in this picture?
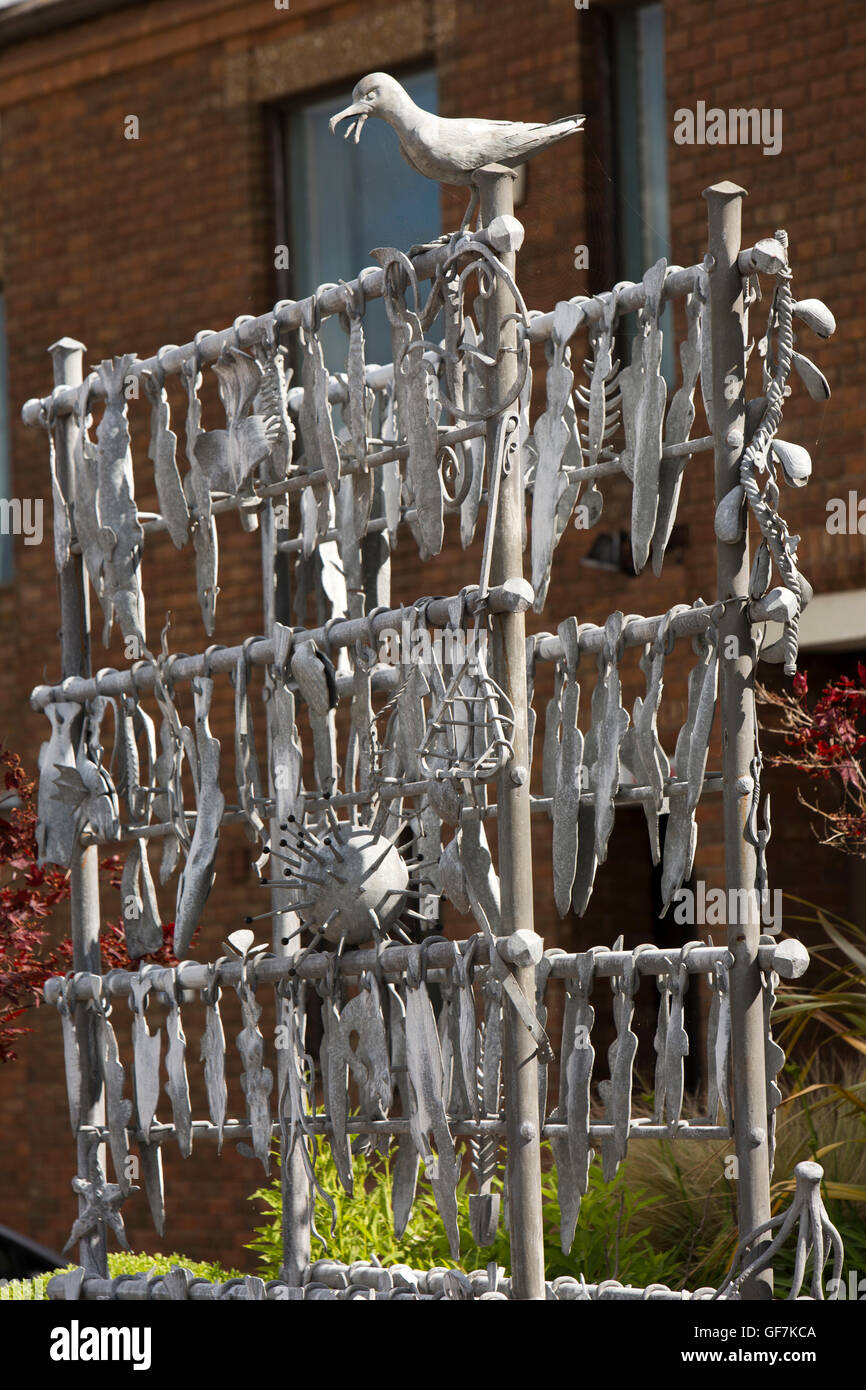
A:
[21,81,841,1300]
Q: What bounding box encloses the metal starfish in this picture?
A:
[63,1167,137,1254]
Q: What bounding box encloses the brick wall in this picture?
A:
[0,0,862,1269]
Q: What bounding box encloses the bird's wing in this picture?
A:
[427,114,584,172]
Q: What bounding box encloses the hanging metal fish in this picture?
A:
[137,1141,166,1239]
[299,309,341,493]
[121,838,163,958]
[194,346,278,497]
[234,958,273,1174]
[342,283,370,476]
[552,618,585,916]
[290,639,338,797]
[93,355,147,648]
[651,274,707,574]
[389,984,420,1238]
[48,697,121,850]
[618,259,667,572]
[45,422,71,573]
[653,956,691,1132]
[57,976,83,1133]
[541,654,563,813]
[232,646,267,846]
[164,978,193,1159]
[348,642,376,815]
[588,611,630,867]
[378,382,402,552]
[335,474,365,618]
[551,951,596,1252]
[403,955,460,1258]
[598,952,641,1181]
[93,988,133,1192]
[334,973,392,1118]
[141,361,190,549]
[661,610,719,910]
[129,968,161,1136]
[456,321,486,549]
[531,300,584,611]
[174,675,225,957]
[200,961,228,1153]
[73,380,106,606]
[577,288,622,468]
[620,610,683,865]
[320,982,353,1195]
[254,339,295,486]
[705,953,731,1127]
[377,248,443,557]
[182,350,220,634]
[266,625,303,830]
[469,968,502,1248]
[437,942,477,1120]
[151,662,187,884]
[127,965,166,1236]
[762,962,785,1175]
[37,700,80,867]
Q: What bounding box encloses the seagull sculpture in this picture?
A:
[329,72,584,186]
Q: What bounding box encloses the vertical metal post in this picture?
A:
[49,338,107,1276]
[475,166,546,1301]
[261,498,312,1285]
[703,184,773,1299]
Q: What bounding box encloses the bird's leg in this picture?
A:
[460,186,480,233]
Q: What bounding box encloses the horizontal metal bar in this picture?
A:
[21,242,456,427]
[136,424,484,541]
[44,936,807,1004]
[524,264,703,345]
[533,435,714,491]
[77,772,723,847]
[533,602,720,663]
[78,1117,732,1145]
[30,581,525,711]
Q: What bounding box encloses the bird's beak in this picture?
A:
[329,103,370,143]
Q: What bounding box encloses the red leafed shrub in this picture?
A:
[758,663,866,857]
[0,745,184,1063]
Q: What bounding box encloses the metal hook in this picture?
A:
[202,643,227,678]
[232,314,256,351]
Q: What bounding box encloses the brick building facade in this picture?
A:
[0,0,862,1270]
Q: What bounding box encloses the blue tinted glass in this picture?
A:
[612,5,673,381]
[289,70,440,371]
[0,294,11,584]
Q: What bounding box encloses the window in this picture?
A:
[274,69,440,372]
[607,3,674,379]
[0,291,11,584]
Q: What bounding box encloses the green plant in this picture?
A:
[616,1056,866,1294]
[247,1139,680,1288]
[774,898,866,1067]
[0,1250,243,1301]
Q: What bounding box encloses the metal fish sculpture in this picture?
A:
[173,676,225,957]
[142,361,190,549]
[94,355,146,648]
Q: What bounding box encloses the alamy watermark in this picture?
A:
[376,620,488,672]
[0,498,43,546]
[672,882,782,932]
[827,1270,866,1299]
[826,491,866,534]
[50,1322,152,1370]
[673,102,782,157]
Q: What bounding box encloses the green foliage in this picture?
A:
[247,1141,680,1287]
[0,1250,243,1301]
